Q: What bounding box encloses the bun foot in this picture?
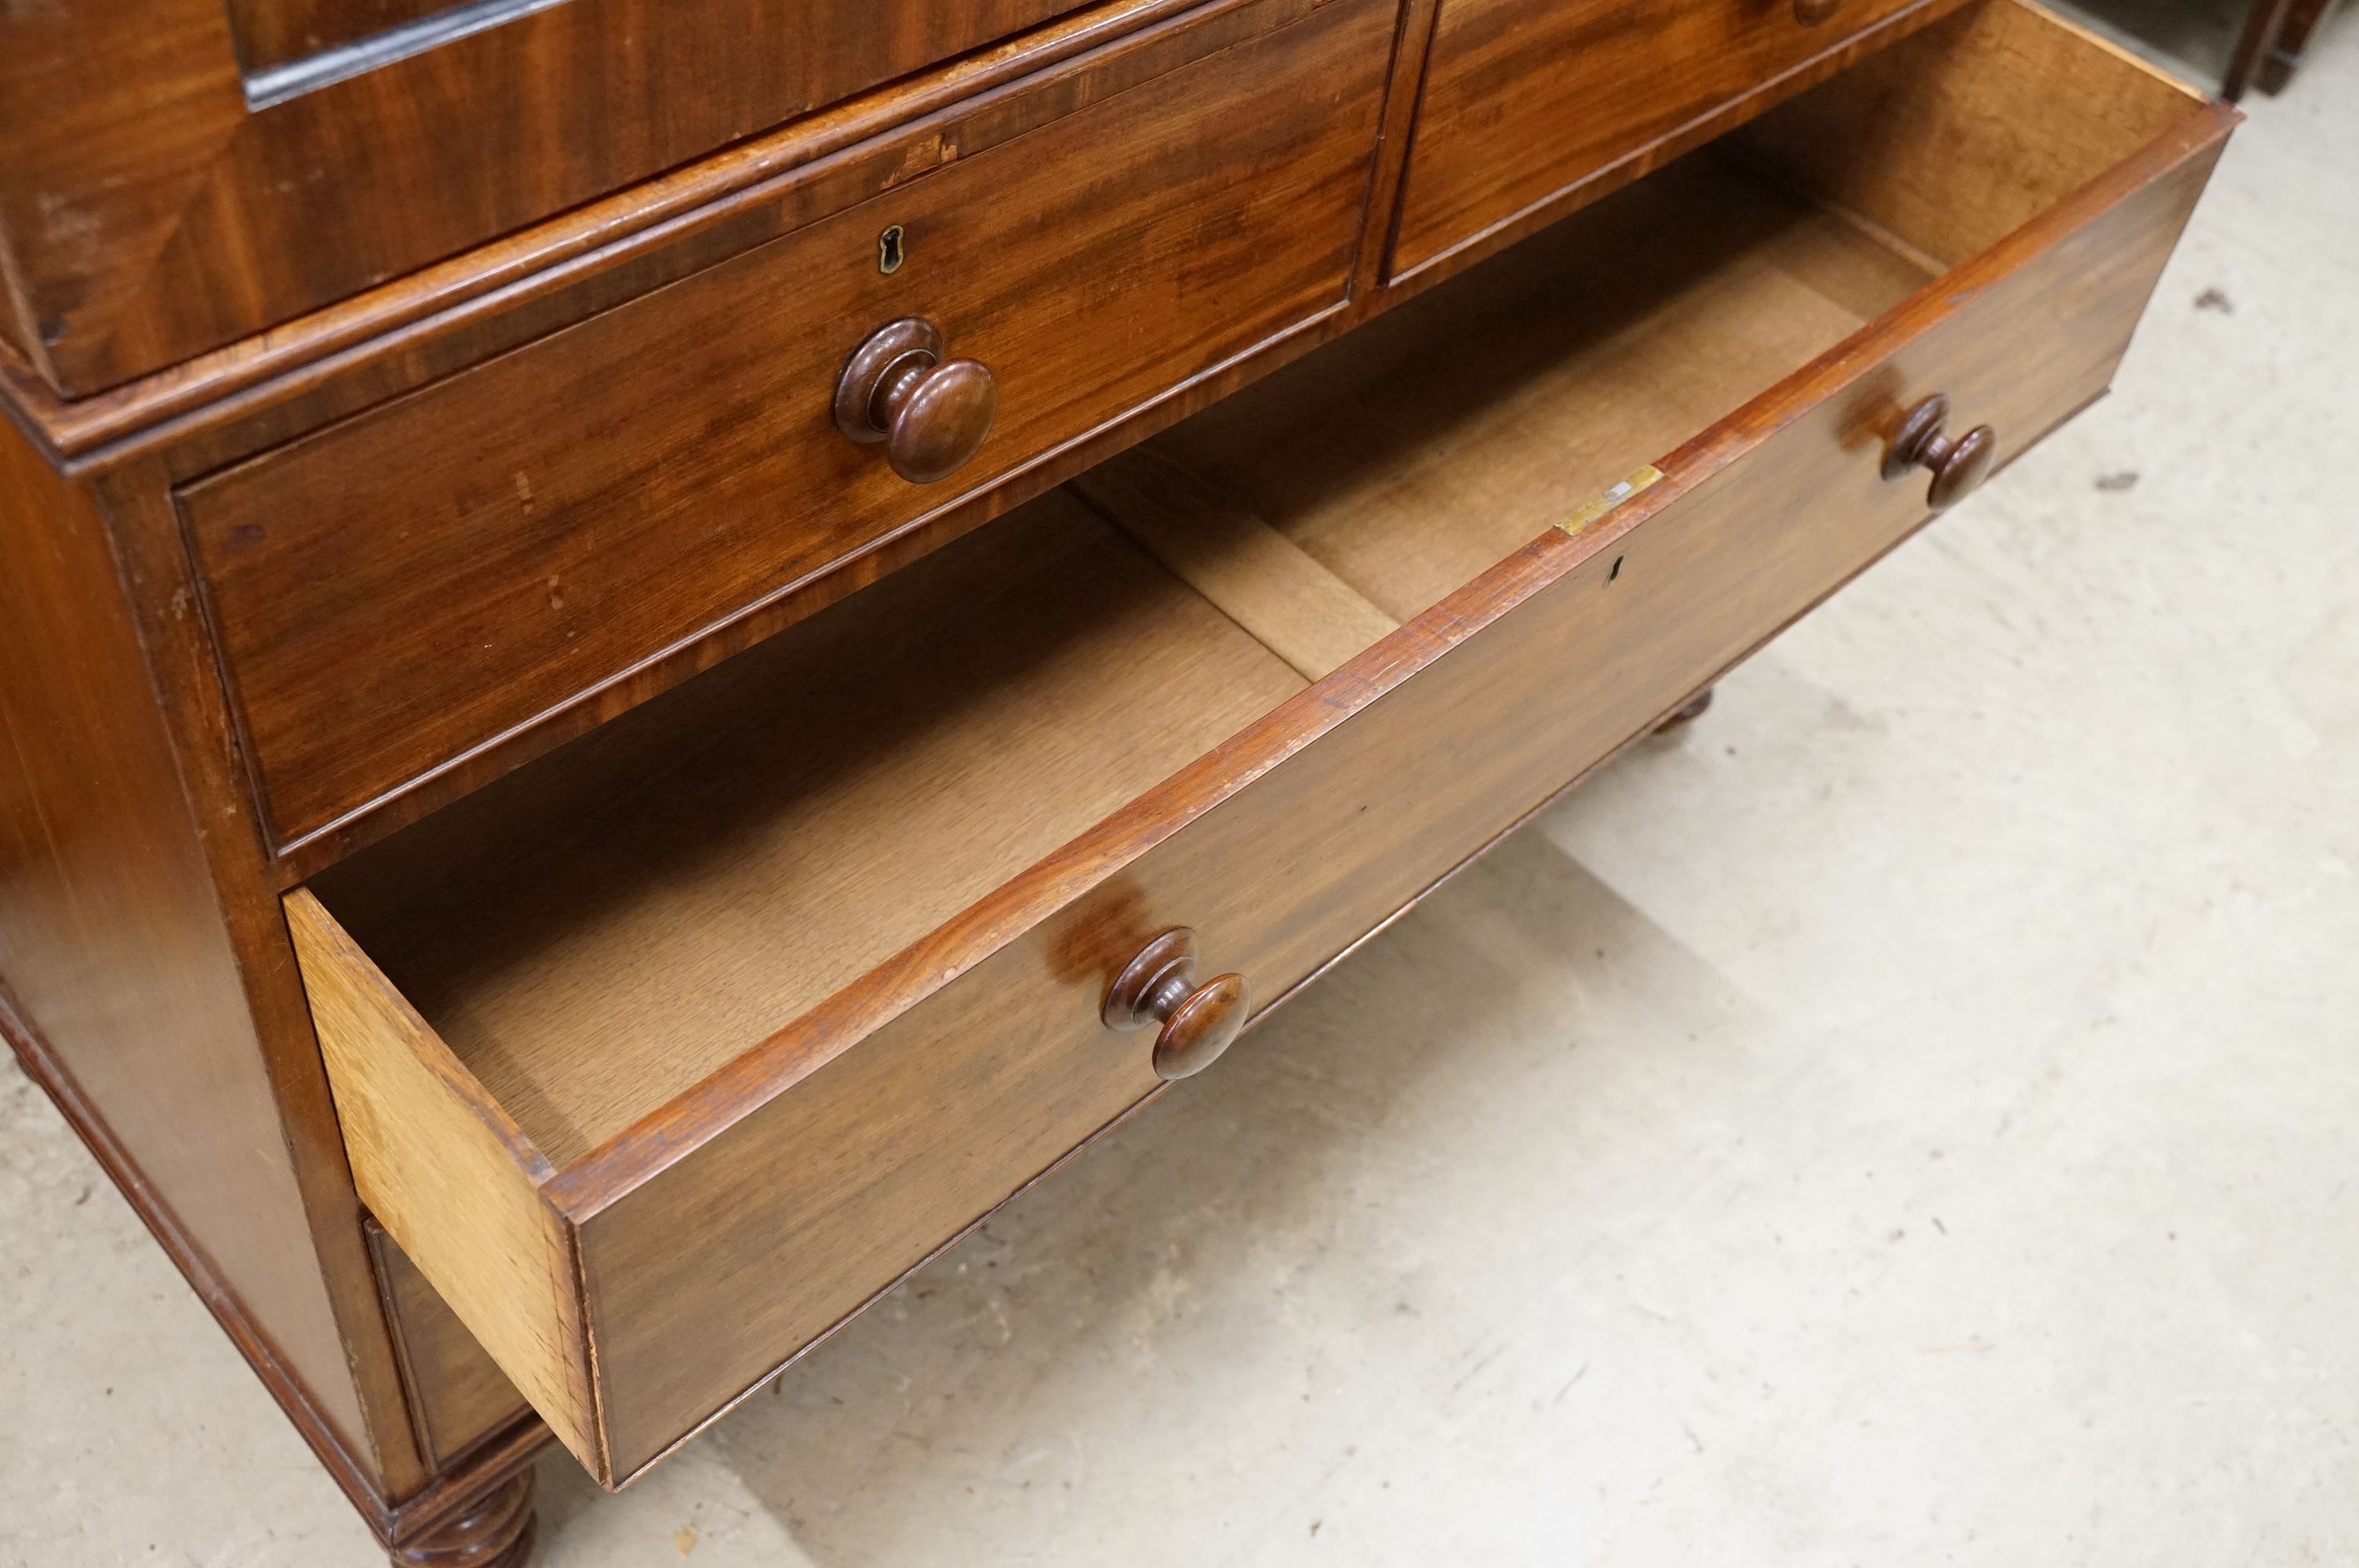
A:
[392,1470,537,1568]
[1655,686,1714,731]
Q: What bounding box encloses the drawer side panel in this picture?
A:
[287,890,602,1472]
[1730,0,2208,266]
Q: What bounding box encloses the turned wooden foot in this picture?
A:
[392,1470,537,1568]
[1655,685,1714,731]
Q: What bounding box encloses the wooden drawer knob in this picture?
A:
[1103,927,1249,1081]
[1884,394,1997,511]
[833,317,998,485]
[1793,0,1843,25]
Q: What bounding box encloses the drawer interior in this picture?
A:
[310,0,2203,1170]
[1179,0,2202,616]
[312,497,1308,1167]
[1087,151,1939,637]
[298,0,2219,1484]
[311,154,1912,1164]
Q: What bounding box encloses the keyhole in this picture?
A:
[877,224,906,275]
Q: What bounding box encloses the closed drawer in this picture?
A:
[1390,0,1953,279]
[180,0,1394,855]
[290,0,2227,1490]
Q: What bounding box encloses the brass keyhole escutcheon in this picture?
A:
[877,224,906,275]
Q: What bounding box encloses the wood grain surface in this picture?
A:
[310,493,1304,1166]
[0,0,1281,469]
[227,0,514,71]
[1165,152,1938,621]
[0,422,392,1479]
[179,0,1390,856]
[0,0,1122,393]
[0,0,2225,1512]
[1391,0,1945,277]
[296,6,2230,1487]
[570,12,2228,1483]
[287,889,602,1470]
[1728,0,2206,265]
[1071,447,1405,681]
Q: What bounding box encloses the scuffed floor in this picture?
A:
[5,11,2355,1565]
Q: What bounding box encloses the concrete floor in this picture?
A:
[6,14,2356,1567]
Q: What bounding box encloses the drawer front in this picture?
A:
[1392,0,1937,278]
[569,85,2224,1480]
[181,0,1393,852]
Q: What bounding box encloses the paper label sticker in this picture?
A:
[1556,464,1665,537]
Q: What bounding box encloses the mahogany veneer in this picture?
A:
[0,0,1125,394]
[0,0,2230,1559]
[176,0,1391,855]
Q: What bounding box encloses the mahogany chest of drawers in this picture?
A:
[0,0,2233,1558]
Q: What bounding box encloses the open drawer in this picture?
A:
[290,0,2232,1488]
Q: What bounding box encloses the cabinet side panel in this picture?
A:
[0,421,371,1454]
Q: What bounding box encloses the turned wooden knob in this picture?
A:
[1102,927,1249,1081]
[1882,394,1997,511]
[833,317,998,485]
[1793,0,1843,25]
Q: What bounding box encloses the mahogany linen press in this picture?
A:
[0,0,2233,1559]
